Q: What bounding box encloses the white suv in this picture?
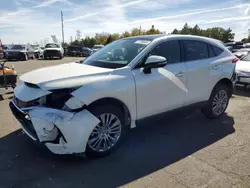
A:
[10,35,237,157]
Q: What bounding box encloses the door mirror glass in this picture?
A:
[143,55,167,74]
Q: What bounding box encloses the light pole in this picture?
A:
[61,10,65,46]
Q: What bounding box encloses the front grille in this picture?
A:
[8,52,21,56]
[44,50,60,56]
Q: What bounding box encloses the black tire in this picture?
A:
[201,84,230,119]
[85,104,127,158]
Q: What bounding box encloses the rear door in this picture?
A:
[182,40,223,105]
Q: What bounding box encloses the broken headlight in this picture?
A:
[46,89,75,109]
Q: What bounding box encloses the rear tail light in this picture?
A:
[232,58,239,63]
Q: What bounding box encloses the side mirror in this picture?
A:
[143,55,167,74]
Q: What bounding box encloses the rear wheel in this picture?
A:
[86,105,127,158]
[201,84,230,119]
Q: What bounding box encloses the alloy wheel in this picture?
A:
[212,90,228,115]
[88,113,122,152]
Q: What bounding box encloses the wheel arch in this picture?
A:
[214,78,233,97]
[86,97,132,128]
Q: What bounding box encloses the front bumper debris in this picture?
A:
[9,100,100,155]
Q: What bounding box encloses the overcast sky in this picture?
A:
[0,0,250,44]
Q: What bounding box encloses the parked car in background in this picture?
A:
[244,43,250,48]
[43,43,64,59]
[233,48,250,59]
[80,47,92,57]
[91,44,104,55]
[225,41,244,53]
[67,45,81,57]
[32,45,44,59]
[236,52,250,87]
[2,45,10,58]
[6,44,35,61]
[10,34,236,158]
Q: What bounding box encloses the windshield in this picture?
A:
[45,44,60,48]
[12,45,25,50]
[242,53,250,61]
[83,38,151,69]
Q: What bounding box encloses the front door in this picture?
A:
[133,40,188,119]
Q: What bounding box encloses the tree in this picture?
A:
[171,23,235,42]
[95,32,110,44]
[180,23,190,34]
[131,28,141,36]
[241,38,248,43]
[112,33,120,40]
[105,35,113,45]
[122,31,130,38]
[222,28,234,43]
[172,29,179,34]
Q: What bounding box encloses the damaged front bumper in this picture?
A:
[9,100,100,155]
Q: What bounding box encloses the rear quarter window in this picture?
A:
[211,45,223,56]
[183,40,208,61]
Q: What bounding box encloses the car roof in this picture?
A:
[124,34,219,42]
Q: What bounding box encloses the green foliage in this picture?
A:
[105,35,113,45]
[67,24,239,47]
[171,23,235,42]
[241,35,250,43]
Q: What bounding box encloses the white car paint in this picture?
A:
[236,60,250,84]
[10,35,236,155]
[43,44,64,58]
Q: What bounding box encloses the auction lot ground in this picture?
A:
[0,57,250,188]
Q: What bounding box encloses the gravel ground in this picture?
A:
[0,58,250,188]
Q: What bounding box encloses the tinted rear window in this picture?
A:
[212,45,223,56]
[183,40,208,61]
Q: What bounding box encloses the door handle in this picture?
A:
[212,65,219,70]
[175,71,186,77]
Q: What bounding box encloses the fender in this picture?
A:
[71,70,137,121]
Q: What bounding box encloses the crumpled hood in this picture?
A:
[20,63,113,90]
[236,60,250,72]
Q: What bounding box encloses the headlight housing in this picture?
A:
[46,89,75,109]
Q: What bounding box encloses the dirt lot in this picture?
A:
[0,58,250,188]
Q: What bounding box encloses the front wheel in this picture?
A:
[201,84,230,119]
[86,105,127,158]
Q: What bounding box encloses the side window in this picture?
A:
[150,40,181,64]
[211,45,223,56]
[183,40,208,61]
[207,44,215,57]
